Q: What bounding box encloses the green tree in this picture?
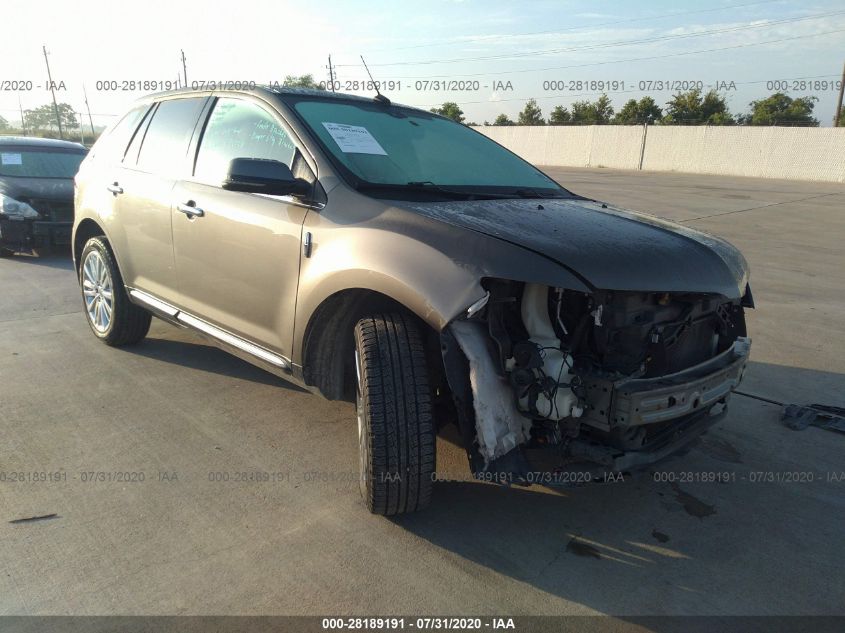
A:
[493,113,515,126]
[570,93,614,124]
[548,105,571,125]
[663,89,734,125]
[23,103,79,132]
[282,74,324,89]
[613,96,662,124]
[518,98,544,125]
[739,93,819,126]
[838,105,845,127]
[430,102,465,123]
[0,114,9,131]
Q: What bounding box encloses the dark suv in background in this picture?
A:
[0,136,87,255]
[73,87,752,515]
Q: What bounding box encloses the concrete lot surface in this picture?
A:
[1,167,843,617]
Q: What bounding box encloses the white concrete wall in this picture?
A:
[473,125,845,183]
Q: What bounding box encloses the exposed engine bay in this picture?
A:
[446,280,751,477]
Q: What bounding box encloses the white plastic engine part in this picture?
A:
[518,284,583,420]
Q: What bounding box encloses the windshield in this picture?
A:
[0,148,87,178]
[291,98,566,196]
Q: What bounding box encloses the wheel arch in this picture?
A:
[299,287,447,402]
[73,218,109,273]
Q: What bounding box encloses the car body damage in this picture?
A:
[405,197,749,297]
[447,279,751,479]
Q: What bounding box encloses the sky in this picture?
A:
[1,0,844,132]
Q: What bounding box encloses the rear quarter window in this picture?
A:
[135,97,206,176]
[89,104,151,164]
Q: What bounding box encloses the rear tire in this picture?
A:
[354,313,436,515]
[79,237,150,346]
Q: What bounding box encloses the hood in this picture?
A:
[404,197,749,298]
[0,176,74,203]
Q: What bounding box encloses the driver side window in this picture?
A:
[194,98,297,186]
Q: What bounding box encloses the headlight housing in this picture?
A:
[0,194,40,220]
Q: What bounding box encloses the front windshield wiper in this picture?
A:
[356,181,485,200]
[356,180,570,201]
[511,188,569,199]
[409,182,570,200]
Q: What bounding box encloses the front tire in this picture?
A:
[354,313,436,515]
[79,237,150,346]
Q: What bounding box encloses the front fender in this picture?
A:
[292,195,591,364]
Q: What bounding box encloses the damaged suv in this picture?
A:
[73,87,752,515]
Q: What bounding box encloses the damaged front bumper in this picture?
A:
[446,317,751,484]
[583,337,750,429]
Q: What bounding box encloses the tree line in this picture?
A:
[0,75,324,140]
[431,89,840,127]
[3,85,843,138]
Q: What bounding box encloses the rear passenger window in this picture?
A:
[136,98,205,176]
[194,98,296,185]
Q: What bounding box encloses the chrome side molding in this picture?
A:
[129,289,179,317]
[127,288,290,370]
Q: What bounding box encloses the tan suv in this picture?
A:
[74,87,752,514]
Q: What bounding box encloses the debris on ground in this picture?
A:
[781,404,845,434]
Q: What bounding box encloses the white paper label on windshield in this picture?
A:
[1,153,22,165]
[322,122,387,155]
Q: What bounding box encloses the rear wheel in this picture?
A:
[79,237,150,346]
[354,313,436,515]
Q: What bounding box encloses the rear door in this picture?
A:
[113,97,208,301]
[170,96,312,359]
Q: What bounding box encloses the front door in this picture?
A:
[171,97,310,359]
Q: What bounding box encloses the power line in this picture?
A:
[361,0,784,53]
[337,27,845,80]
[336,9,845,68]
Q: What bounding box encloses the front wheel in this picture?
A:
[79,237,151,346]
[354,313,436,515]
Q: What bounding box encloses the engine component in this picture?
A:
[509,284,583,421]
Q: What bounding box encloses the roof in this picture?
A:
[0,136,87,151]
[143,85,423,111]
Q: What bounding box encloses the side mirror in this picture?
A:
[222,158,311,197]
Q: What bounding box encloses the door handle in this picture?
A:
[106,182,123,195]
[176,201,204,218]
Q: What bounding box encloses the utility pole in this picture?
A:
[181,49,188,88]
[77,110,85,145]
[834,60,845,127]
[327,55,336,91]
[42,45,63,139]
[19,96,26,136]
[83,84,95,137]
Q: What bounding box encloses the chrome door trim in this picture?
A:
[127,288,290,369]
[177,312,289,369]
[129,289,179,317]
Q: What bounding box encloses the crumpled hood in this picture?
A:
[403,197,749,298]
[0,177,74,202]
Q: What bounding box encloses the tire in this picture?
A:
[354,313,436,515]
[79,236,151,346]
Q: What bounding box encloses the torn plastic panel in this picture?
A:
[450,320,532,463]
